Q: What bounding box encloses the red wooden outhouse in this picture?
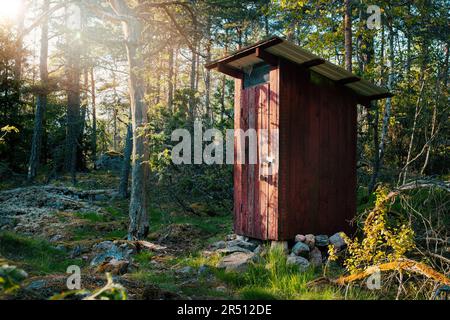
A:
[206,37,391,241]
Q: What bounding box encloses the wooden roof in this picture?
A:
[205,37,392,102]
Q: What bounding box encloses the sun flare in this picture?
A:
[0,0,22,22]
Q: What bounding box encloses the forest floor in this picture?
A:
[0,171,375,300]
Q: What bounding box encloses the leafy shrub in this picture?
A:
[0,264,28,294]
[340,186,415,274]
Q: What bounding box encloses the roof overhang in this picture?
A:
[205,36,392,103]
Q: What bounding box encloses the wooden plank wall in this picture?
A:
[267,68,279,240]
[278,59,357,239]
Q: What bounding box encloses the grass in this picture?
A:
[0,231,83,275]
[74,211,108,223]
[148,207,232,241]
[212,246,374,300]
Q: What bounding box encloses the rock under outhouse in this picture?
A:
[206,37,391,241]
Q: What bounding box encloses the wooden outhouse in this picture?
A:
[206,37,391,241]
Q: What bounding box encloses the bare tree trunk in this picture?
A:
[91,67,97,168]
[28,0,49,181]
[368,103,380,194]
[64,4,82,185]
[119,117,132,198]
[421,44,448,174]
[109,0,149,240]
[344,0,352,72]
[205,19,212,123]
[377,24,394,184]
[401,77,426,184]
[13,0,26,115]
[189,41,197,121]
[167,46,174,112]
[77,68,88,171]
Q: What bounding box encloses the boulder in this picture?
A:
[236,235,249,242]
[26,279,47,291]
[210,240,226,250]
[294,234,306,242]
[309,247,323,267]
[314,235,329,247]
[217,246,252,255]
[49,234,63,243]
[226,234,237,241]
[217,252,255,272]
[198,265,209,275]
[286,255,310,272]
[291,241,310,256]
[94,152,123,171]
[90,241,134,266]
[253,245,263,255]
[329,232,346,251]
[178,266,193,274]
[304,234,315,249]
[227,239,258,251]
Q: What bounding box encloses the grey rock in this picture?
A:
[198,265,209,275]
[217,246,252,255]
[226,234,237,241]
[49,234,63,243]
[227,239,257,251]
[70,245,82,258]
[90,241,133,266]
[236,235,249,242]
[54,244,66,252]
[315,235,329,247]
[210,240,226,250]
[217,252,255,272]
[253,245,263,255]
[304,234,315,249]
[286,255,310,272]
[95,153,123,172]
[329,232,346,251]
[179,266,193,274]
[309,247,323,267]
[26,280,47,291]
[216,286,227,292]
[295,234,306,242]
[291,241,310,256]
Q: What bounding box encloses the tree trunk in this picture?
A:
[205,19,212,123]
[109,0,149,240]
[119,119,132,198]
[91,67,97,168]
[344,0,352,72]
[28,0,49,181]
[189,42,197,121]
[376,24,394,185]
[64,5,81,184]
[368,102,380,194]
[421,43,448,174]
[167,46,174,113]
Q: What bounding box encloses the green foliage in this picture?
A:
[51,273,127,300]
[0,264,28,294]
[341,187,415,274]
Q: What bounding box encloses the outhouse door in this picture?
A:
[234,63,278,240]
